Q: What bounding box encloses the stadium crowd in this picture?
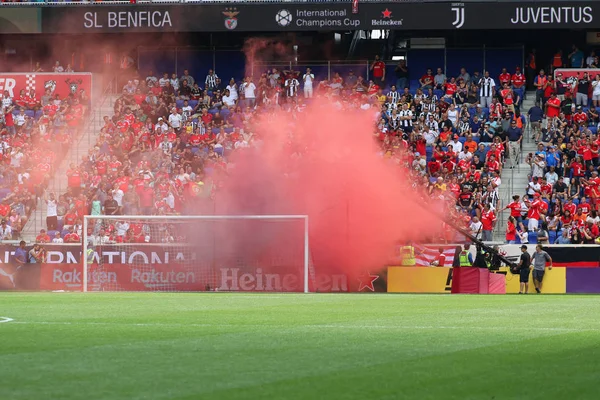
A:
[3,48,600,246]
[0,59,89,241]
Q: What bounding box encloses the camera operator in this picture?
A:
[29,243,46,264]
[517,245,532,294]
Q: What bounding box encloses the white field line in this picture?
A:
[0,317,14,323]
[2,320,597,332]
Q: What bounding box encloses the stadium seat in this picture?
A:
[528,232,538,244]
[549,230,557,244]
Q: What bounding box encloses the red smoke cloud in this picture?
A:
[212,99,443,287]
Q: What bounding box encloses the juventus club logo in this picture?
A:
[451,4,465,29]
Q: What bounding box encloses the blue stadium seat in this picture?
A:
[176,100,184,109]
[528,232,538,244]
[189,100,199,108]
[548,230,557,244]
[433,89,444,99]
[591,126,598,135]
[25,110,35,119]
[459,137,466,144]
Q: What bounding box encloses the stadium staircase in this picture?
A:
[495,90,538,241]
[21,77,118,242]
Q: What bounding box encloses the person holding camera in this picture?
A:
[517,245,532,294]
[29,244,46,264]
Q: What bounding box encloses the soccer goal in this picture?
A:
[82,215,311,293]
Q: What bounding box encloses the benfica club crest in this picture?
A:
[223,8,239,30]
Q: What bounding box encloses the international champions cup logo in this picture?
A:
[276,9,293,27]
[222,8,239,30]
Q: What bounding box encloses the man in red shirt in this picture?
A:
[419,68,434,90]
[500,83,516,113]
[36,229,51,243]
[66,163,81,196]
[572,106,588,126]
[582,171,600,209]
[511,67,526,89]
[526,194,543,231]
[545,93,561,119]
[479,203,497,241]
[370,55,386,87]
[64,226,81,243]
[498,68,511,87]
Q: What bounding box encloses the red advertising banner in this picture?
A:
[39,263,357,292]
[0,72,92,100]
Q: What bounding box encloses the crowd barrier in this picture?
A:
[0,244,597,293]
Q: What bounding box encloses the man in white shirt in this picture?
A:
[116,220,130,237]
[242,77,257,108]
[146,71,158,87]
[159,73,170,87]
[222,89,236,107]
[168,108,182,132]
[181,100,193,122]
[470,217,483,239]
[450,135,463,153]
[170,73,180,92]
[447,103,458,126]
[1,91,12,111]
[52,232,64,243]
[112,184,124,209]
[45,192,58,231]
[285,76,300,101]
[422,125,438,145]
[303,68,314,98]
[52,61,64,73]
[155,117,169,134]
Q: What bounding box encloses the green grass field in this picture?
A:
[1,293,599,400]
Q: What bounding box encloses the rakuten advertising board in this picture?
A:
[0,244,382,292]
[0,73,92,100]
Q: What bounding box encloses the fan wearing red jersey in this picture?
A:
[525,194,543,231]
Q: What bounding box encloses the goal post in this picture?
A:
[82,215,311,293]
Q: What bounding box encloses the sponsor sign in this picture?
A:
[2,244,364,292]
[566,268,600,293]
[0,73,92,102]
[36,2,600,33]
[387,266,566,293]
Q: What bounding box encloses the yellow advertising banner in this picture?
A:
[387,267,566,294]
[387,267,451,293]
[499,267,566,294]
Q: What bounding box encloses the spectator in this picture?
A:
[36,229,50,243]
[394,60,409,90]
[370,55,386,87]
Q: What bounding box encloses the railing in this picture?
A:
[21,74,117,241]
[137,46,524,88]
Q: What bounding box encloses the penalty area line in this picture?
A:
[5,321,598,332]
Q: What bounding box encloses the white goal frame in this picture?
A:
[82,215,310,293]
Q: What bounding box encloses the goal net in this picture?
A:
[82,215,311,293]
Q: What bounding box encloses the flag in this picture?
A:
[413,244,457,267]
